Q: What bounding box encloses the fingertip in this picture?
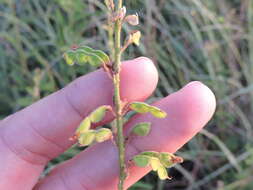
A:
[161,81,216,136]
[179,81,216,128]
[120,57,158,102]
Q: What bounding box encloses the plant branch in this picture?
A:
[113,0,126,190]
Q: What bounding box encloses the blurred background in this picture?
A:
[1,0,253,189]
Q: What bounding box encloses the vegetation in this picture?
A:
[1,0,253,189]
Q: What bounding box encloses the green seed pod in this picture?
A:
[75,49,89,64]
[89,105,109,123]
[150,107,167,118]
[76,117,91,136]
[140,151,160,158]
[129,102,167,118]
[159,152,174,168]
[150,157,162,171]
[78,130,95,146]
[63,50,76,66]
[95,128,112,143]
[63,46,110,67]
[157,166,170,180]
[131,122,151,136]
[129,102,151,113]
[133,155,151,167]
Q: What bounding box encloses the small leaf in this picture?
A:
[157,166,170,180]
[150,158,162,171]
[89,106,109,123]
[159,152,174,168]
[140,151,160,158]
[133,155,151,167]
[95,128,113,143]
[78,130,95,146]
[76,117,91,136]
[132,30,141,46]
[125,14,139,25]
[131,122,151,136]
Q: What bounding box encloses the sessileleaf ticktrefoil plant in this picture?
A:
[63,0,183,189]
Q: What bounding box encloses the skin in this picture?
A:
[0,57,216,190]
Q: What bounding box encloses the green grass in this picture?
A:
[1,0,253,189]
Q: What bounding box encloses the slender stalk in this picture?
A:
[112,0,126,189]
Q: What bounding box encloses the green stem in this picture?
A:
[113,0,126,189]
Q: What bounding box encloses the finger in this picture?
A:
[0,57,158,190]
[35,81,216,190]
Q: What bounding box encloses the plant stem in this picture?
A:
[113,0,126,189]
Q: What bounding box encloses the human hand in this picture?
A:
[0,57,216,190]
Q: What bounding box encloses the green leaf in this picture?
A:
[159,152,174,168]
[89,105,109,123]
[150,158,162,171]
[140,151,159,158]
[130,102,167,118]
[63,45,110,67]
[157,166,170,180]
[78,130,95,146]
[76,117,91,135]
[131,122,151,136]
[95,128,113,143]
[133,155,151,167]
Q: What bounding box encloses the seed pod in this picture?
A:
[95,128,113,143]
[129,102,150,113]
[159,152,174,168]
[140,151,160,158]
[131,31,141,46]
[125,14,139,26]
[157,166,170,180]
[150,157,162,171]
[130,102,167,118]
[131,122,151,136]
[133,155,151,167]
[89,105,109,123]
[78,130,96,146]
[76,117,91,136]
